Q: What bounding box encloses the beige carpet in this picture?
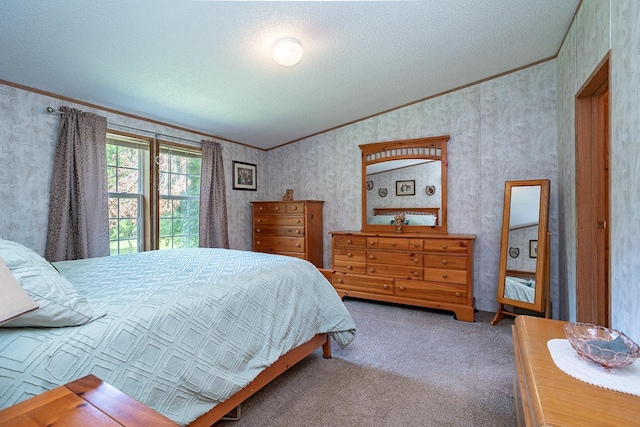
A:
[217,299,516,427]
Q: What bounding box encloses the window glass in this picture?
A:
[107,137,146,255]
[158,147,201,249]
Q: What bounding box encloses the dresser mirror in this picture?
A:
[360,136,449,234]
[491,179,550,326]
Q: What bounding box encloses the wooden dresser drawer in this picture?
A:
[254,225,305,236]
[395,280,468,304]
[333,235,367,248]
[376,237,410,250]
[367,251,422,266]
[423,239,469,253]
[332,273,393,295]
[424,254,466,270]
[334,248,366,263]
[367,264,423,279]
[254,202,289,213]
[286,202,305,213]
[334,260,367,274]
[254,236,305,253]
[424,268,467,285]
[255,215,304,226]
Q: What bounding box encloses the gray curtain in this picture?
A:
[199,140,230,248]
[45,107,109,261]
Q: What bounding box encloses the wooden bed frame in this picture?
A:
[373,207,439,222]
[187,333,331,426]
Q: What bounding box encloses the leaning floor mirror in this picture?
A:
[491,179,550,326]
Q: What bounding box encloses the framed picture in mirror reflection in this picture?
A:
[396,180,415,196]
[529,240,538,258]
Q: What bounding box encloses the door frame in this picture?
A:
[575,53,610,326]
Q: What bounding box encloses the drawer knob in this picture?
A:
[297,219,301,223]
[296,243,301,247]
[442,259,448,265]
[256,228,261,232]
[347,253,352,257]
[399,286,405,291]
[256,241,261,245]
[259,206,263,210]
[297,230,301,234]
[337,279,343,284]
[369,267,374,272]
[347,265,352,270]
[370,241,375,245]
[413,258,419,263]
[455,292,461,297]
[257,219,261,223]
[369,255,374,260]
[442,274,448,279]
[442,244,448,249]
[347,239,352,244]
[382,284,388,289]
[293,206,298,210]
[391,242,396,246]
[413,271,418,277]
[413,243,420,248]
[275,206,280,210]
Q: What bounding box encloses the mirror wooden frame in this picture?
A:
[360,136,449,234]
[491,179,550,326]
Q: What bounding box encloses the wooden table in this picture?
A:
[0,375,177,427]
[513,316,640,426]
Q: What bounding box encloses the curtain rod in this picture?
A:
[45,106,214,147]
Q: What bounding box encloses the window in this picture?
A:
[158,148,201,249]
[107,132,201,255]
[107,137,147,255]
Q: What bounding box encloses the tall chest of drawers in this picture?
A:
[252,200,324,268]
[330,231,476,322]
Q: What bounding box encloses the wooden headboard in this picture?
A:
[373,207,439,221]
[506,270,537,280]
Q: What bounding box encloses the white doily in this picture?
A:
[547,339,640,397]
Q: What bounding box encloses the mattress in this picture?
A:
[0,248,356,425]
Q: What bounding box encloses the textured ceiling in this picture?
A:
[0,1,579,150]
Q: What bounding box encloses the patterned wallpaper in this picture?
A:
[506,226,538,273]
[265,61,559,313]
[557,0,640,342]
[610,0,640,341]
[0,84,266,255]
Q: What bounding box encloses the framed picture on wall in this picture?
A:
[232,161,257,191]
[396,180,415,196]
[529,240,538,258]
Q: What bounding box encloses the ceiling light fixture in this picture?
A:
[272,38,304,67]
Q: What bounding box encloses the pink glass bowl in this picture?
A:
[564,322,640,371]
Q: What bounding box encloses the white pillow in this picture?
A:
[405,214,437,226]
[0,239,102,327]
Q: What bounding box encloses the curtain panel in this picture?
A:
[199,140,230,249]
[45,107,109,261]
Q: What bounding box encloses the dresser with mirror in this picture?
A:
[329,136,477,322]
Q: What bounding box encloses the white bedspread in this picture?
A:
[504,275,535,304]
[0,248,356,425]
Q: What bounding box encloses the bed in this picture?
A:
[504,271,536,304]
[368,207,439,226]
[0,239,356,426]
